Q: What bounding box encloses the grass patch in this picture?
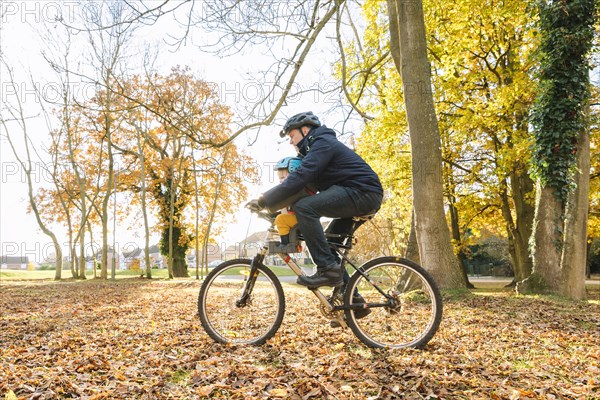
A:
[441,288,473,301]
[0,268,171,281]
[1,263,303,282]
[0,269,58,280]
[170,369,191,385]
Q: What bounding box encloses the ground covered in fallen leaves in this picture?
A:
[1,278,599,399]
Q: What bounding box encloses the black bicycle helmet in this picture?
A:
[279,111,321,137]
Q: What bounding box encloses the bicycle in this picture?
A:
[197,209,443,349]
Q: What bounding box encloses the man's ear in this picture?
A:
[301,126,311,136]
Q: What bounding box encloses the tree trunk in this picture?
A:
[135,128,152,279]
[517,184,563,294]
[87,221,97,279]
[167,178,176,279]
[404,209,420,264]
[448,198,473,288]
[172,254,189,278]
[161,224,189,278]
[163,224,189,277]
[560,122,590,300]
[519,0,595,298]
[500,169,535,285]
[585,240,592,279]
[192,151,202,279]
[101,212,109,279]
[72,245,79,278]
[100,146,113,280]
[52,240,63,280]
[510,167,535,282]
[387,0,465,289]
[79,226,86,279]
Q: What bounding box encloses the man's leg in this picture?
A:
[293,186,381,288]
[293,186,359,268]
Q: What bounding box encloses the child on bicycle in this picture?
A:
[272,156,314,253]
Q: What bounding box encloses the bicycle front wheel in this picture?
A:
[198,259,285,345]
[345,257,442,349]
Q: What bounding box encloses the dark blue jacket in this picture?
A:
[261,125,383,208]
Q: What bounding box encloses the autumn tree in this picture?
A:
[114,67,253,278]
[517,0,596,299]
[121,80,154,278]
[191,147,257,279]
[384,0,467,289]
[67,1,139,279]
[40,24,95,280]
[0,61,64,279]
[425,0,539,284]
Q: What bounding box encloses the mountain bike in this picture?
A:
[197,209,443,349]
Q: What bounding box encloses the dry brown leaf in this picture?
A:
[1,279,598,399]
[268,388,288,397]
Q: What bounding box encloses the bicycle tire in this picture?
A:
[344,257,443,349]
[198,259,285,345]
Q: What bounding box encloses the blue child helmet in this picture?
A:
[275,156,302,173]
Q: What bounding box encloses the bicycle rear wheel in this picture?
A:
[198,259,285,345]
[344,257,442,349]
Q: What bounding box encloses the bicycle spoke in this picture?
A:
[345,257,442,349]
[198,260,285,345]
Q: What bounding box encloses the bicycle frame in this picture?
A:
[199,210,443,348]
[236,211,399,326]
[235,223,347,324]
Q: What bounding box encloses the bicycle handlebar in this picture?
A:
[246,206,276,223]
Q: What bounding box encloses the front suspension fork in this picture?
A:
[235,252,265,307]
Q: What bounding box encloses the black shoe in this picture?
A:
[352,293,371,319]
[297,264,343,289]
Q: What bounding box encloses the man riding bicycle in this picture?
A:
[248,111,383,289]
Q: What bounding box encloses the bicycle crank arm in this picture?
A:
[310,288,334,311]
[310,288,348,329]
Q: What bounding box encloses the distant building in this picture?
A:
[187,244,224,268]
[123,247,143,269]
[146,245,163,268]
[0,255,29,270]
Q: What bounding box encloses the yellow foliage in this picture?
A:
[129,259,140,272]
[339,0,542,256]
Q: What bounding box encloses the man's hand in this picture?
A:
[245,198,264,212]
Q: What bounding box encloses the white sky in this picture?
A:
[0,1,359,263]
